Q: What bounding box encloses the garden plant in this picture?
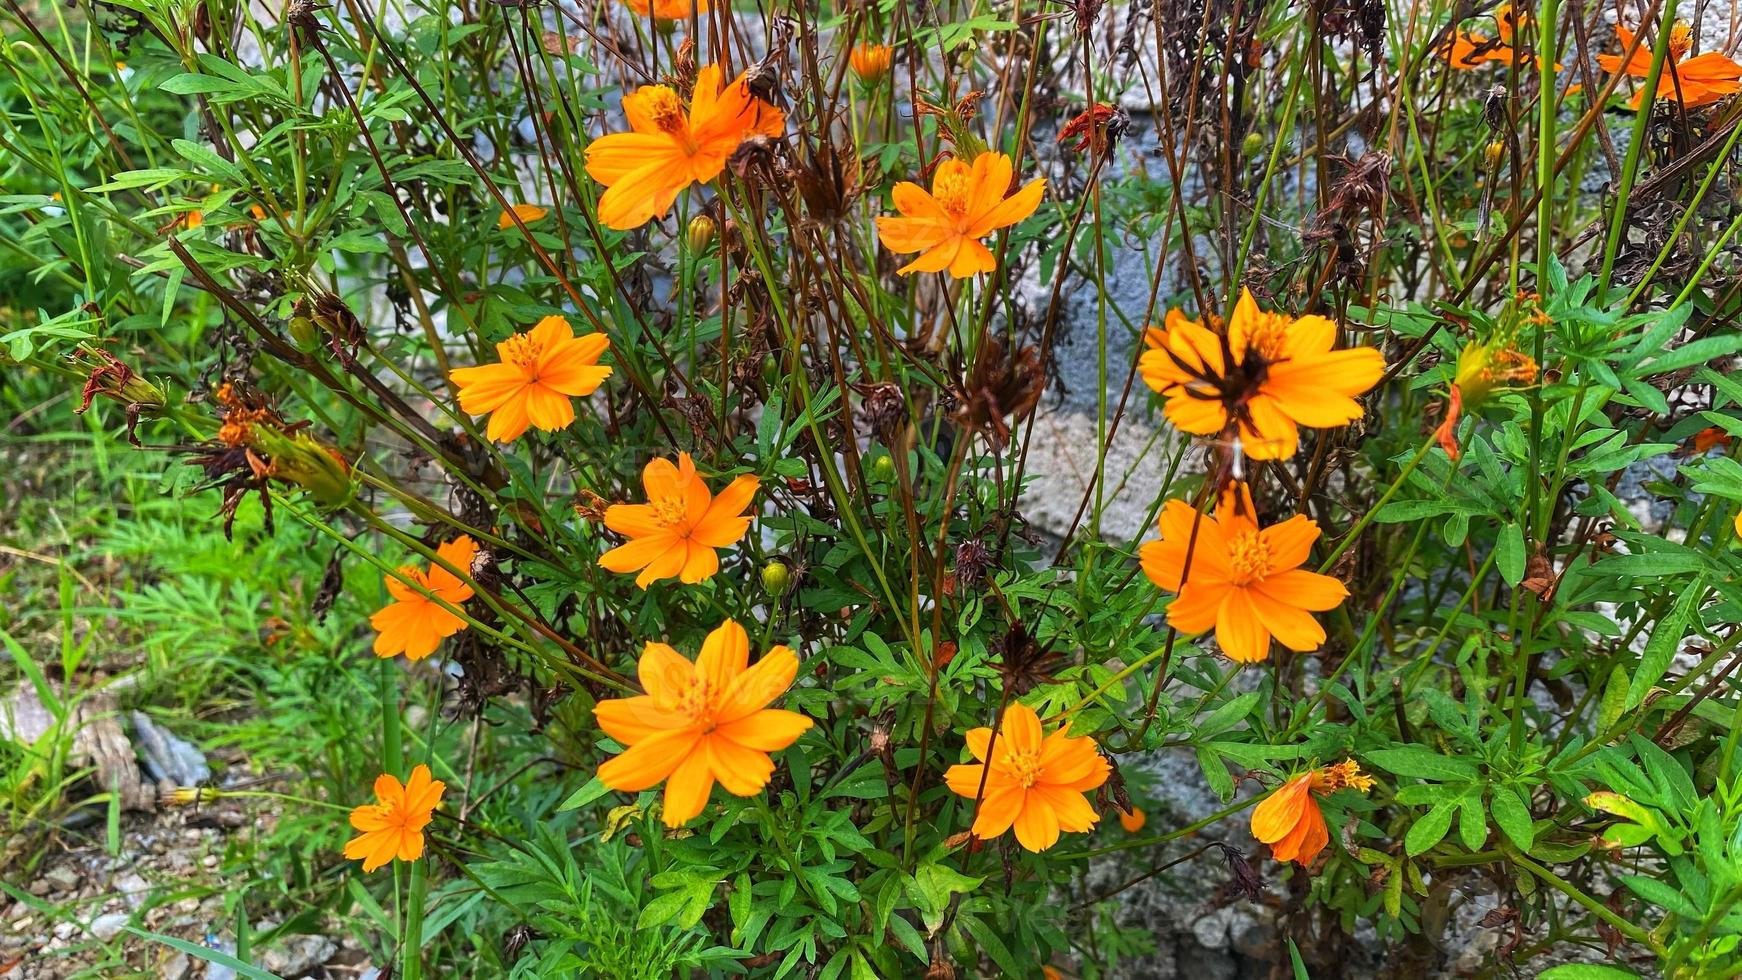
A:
[6,0,1742,977]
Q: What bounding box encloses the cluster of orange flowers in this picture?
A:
[343,12,1386,874]
[1442,8,1742,111]
[1135,290,1380,666]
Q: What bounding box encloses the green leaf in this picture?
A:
[1496,522,1526,587]
[557,776,608,811]
[1365,747,1481,783]
[1626,578,1706,710]
[908,863,981,933]
[124,928,284,980]
[1488,785,1534,850]
[1405,802,1456,855]
[1619,874,1700,918]
[1537,965,1641,979]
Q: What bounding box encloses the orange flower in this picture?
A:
[1599,22,1742,108]
[1439,4,1539,69]
[583,63,784,230]
[449,316,612,443]
[1138,288,1383,460]
[1692,426,1732,455]
[498,203,548,229]
[1250,760,1373,867]
[875,152,1045,278]
[618,0,708,18]
[370,536,478,660]
[1118,806,1146,833]
[1434,339,1538,460]
[944,702,1110,852]
[849,43,894,83]
[599,453,758,588]
[596,619,811,827]
[343,764,445,872]
[1140,485,1349,664]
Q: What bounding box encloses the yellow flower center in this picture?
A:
[1005,747,1044,788]
[643,87,689,135]
[501,332,543,372]
[673,678,719,729]
[1242,311,1292,363]
[1670,21,1693,60]
[651,493,691,531]
[1227,529,1273,584]
[934,166,974,219]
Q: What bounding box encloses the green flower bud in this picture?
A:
[761,560,791,595]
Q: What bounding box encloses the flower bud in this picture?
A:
[1483,140,1505,169]
[761,560,791,595]
[253,427,355,508]
[870,454,896,482]
[686,214,716,254]
[288,314,321,353]
[1242,132,1265,158]
[850,44,893,84]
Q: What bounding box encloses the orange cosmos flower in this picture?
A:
[1692,426,1732,455]
[1249,760,1373,867]
[1439,4,1553,70]
[1138,288,1383,460]
[498,203,548,229]
[370,536,479,661]
[849,43,894,83]
[1599,22,1742,109]
[449,316,612,443]
[343,764,445,872]
[1140,485,1349,664]
[583,63,784,230]
[618,0,709,18]
[1118,806,1146,833]
[596,619,811,827]
[944,701,1110,852]
[875,151,1045,278]
[599,453,758,588]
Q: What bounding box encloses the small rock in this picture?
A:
[161,952,191,980]
[201,855,218,869]
[114,871,150,909]
[130,711,211,785]
[44,866,79,893]
[88,912,129,941]
[25,878,50,897]
[258,935,337,975]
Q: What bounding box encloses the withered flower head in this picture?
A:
[1057,102,1130,155]
[296,288,365,363]
[995,621,1065,695]
[73,345,165,446]
[851,380,907,442]
[728,135,781,183]
[502,924,538,961]
[952,338,1044,450]
[791,133,861,224]
[1216,842,1264,902]
[948,539,992,597]
[178,383,353,537]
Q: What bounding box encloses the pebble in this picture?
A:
[161,952,191,980]
[114,871,150,909]
[43,866,80,893]
[88,912,129,941]
[200,855,219,869]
